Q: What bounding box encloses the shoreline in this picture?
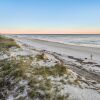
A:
[13,37,100,82]
[15,37,100,62]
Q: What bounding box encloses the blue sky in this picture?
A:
[0,0,100,34]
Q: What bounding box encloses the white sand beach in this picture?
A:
[17,37,100,61]
[1,35,100,100]
[13,36,100,81]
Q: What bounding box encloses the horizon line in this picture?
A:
[1,33,100,35]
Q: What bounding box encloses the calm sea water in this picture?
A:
[14,34,100,47]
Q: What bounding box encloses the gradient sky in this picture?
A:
[0,0,100,34]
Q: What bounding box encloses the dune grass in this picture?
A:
[0,55,70,99]
[0,35,20,50]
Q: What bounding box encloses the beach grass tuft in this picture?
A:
[0,35,20,50]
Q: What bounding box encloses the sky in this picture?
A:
[0,0,100,34]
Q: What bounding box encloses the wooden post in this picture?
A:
[91,53,93,60]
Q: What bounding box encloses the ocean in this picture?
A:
[13,34,100,48]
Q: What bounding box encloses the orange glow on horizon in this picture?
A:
[0,28,100,34]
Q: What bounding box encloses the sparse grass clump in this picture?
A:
[0,35,7,40]
[28,90,36,98]
[32,63,68,77]
[35,53,44,61]
[0,59,23,80]
[0,42,20,48]
[0,58,28,99]
[0,35,20,51]
[0,57,71,100]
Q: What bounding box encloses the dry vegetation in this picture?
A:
[0,55,71,100]
[0,35,20,51]
[0,35,99,100]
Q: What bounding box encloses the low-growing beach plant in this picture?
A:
[35,53,45,61]
[0,36,20,51]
